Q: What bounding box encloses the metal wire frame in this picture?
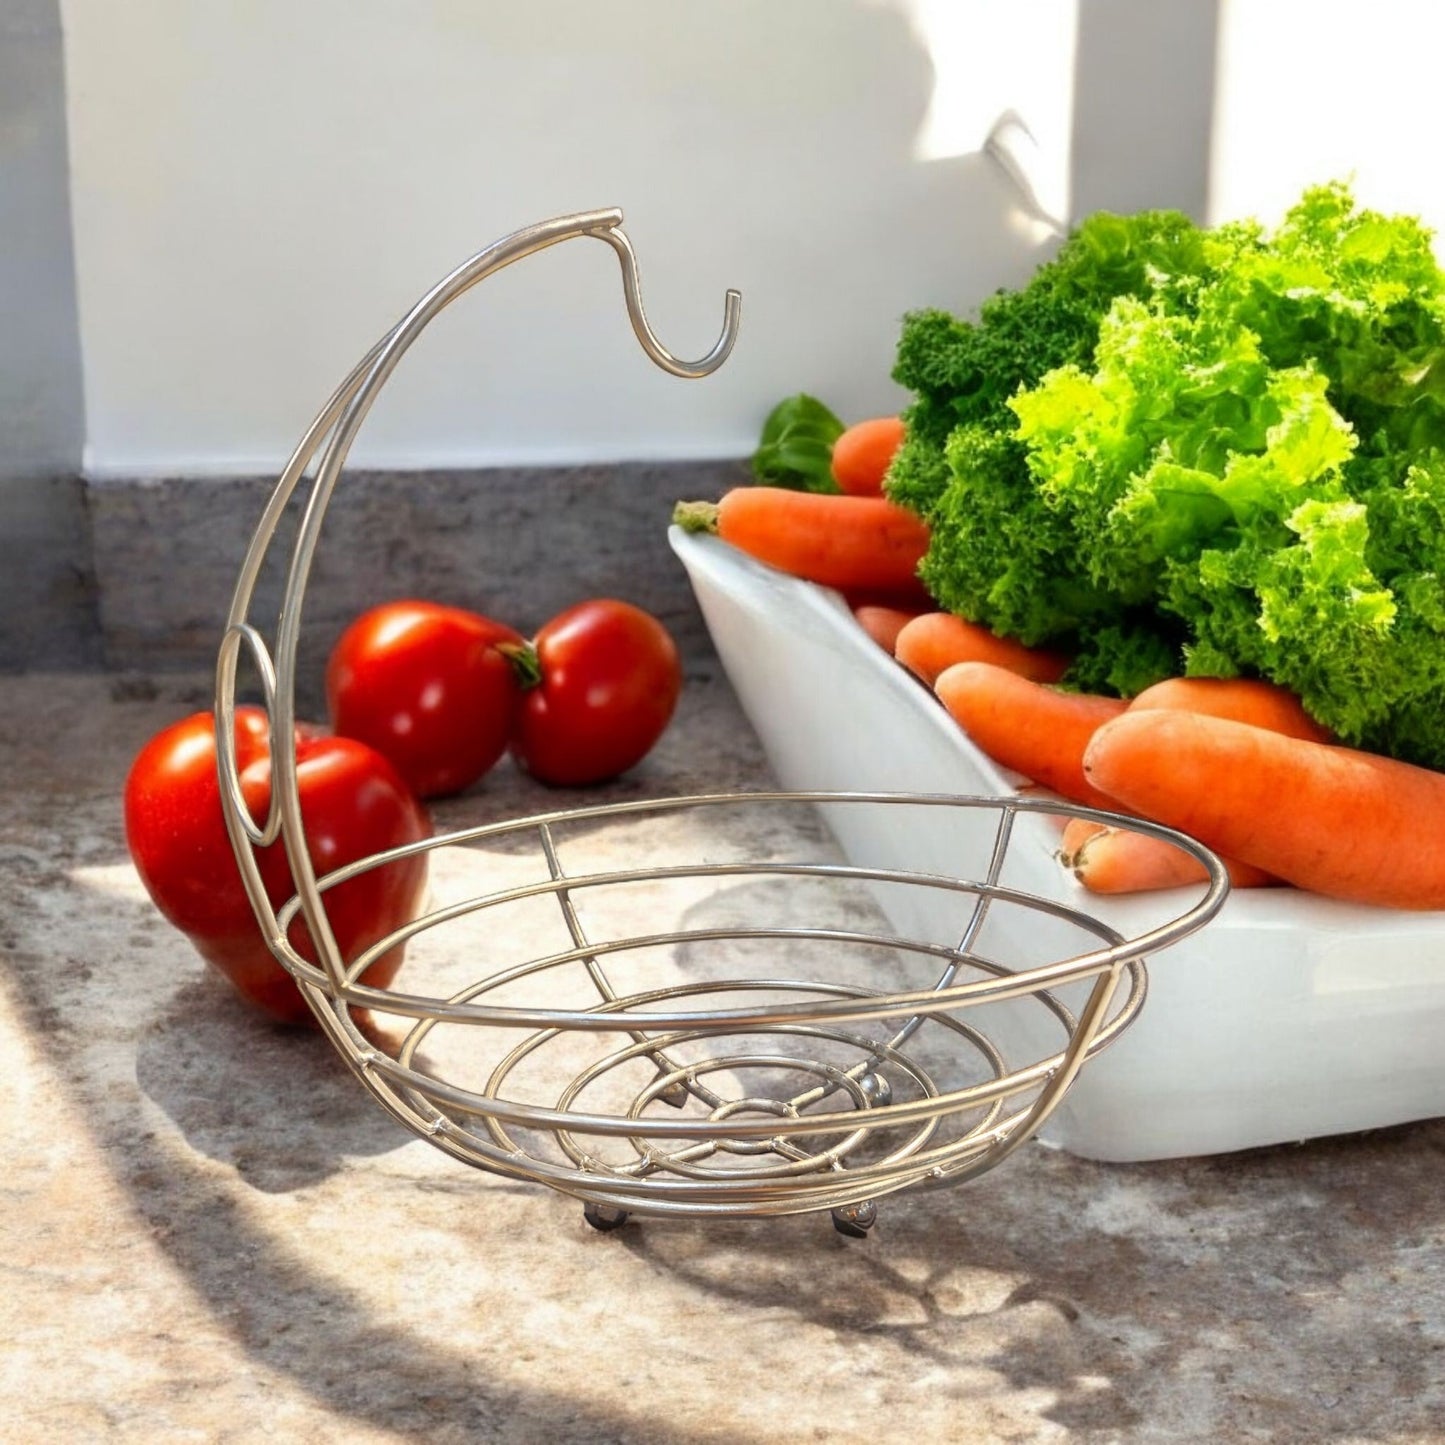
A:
[285,792,1226,1219]
[212,210,1228,1229]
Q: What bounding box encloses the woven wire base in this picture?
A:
[266,791,1223,1227]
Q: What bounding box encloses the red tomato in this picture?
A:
[325,600,525,798]
[124,707,431,1026]
[510,599,683,786]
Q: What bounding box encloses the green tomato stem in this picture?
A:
[497,640,543,690]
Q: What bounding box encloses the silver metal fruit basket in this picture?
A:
[213,209,1228,1234]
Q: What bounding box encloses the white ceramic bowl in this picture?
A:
[671,526,1445,1162]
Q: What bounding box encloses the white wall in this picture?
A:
[3,0,83,482]
[59,0,1080,476]
[1209,0,1445,234]
[59,0,1445,479]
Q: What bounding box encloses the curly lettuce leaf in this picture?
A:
[889,181,1445,764]
[887,205,1217,521]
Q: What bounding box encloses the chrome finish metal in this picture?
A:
[214,209,1227,1228]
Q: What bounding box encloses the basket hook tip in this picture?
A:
[594,219,740,379]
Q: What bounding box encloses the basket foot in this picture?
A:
[831,1200,877,1239]
[583,1202,631,1233]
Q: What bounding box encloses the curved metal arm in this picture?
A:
[215,208,741,998]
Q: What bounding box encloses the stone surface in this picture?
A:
[3,670,1443,1443]
[0,473,99,670]
[85,462,747,708]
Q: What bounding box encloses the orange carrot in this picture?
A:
[895,612,1069,687]
[852,603,923,654]
[1082,710,1445,909]
[1129,676,1334,744]
[1058,816,1276,894]
[934,661,1128,810]
[1061,674,1327,894]
[673,489,930,595]
[831,416,907,497]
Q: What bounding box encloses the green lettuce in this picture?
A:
[888,181,1445,765]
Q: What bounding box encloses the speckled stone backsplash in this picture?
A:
[79,460,744,705]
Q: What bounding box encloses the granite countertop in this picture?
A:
[3,665,1442,1444]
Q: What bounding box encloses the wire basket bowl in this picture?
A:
[214,209,1228,1233]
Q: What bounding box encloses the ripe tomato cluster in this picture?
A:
[124,707,431,1028]
[326,597,682,797]
[125,596,683,1028]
